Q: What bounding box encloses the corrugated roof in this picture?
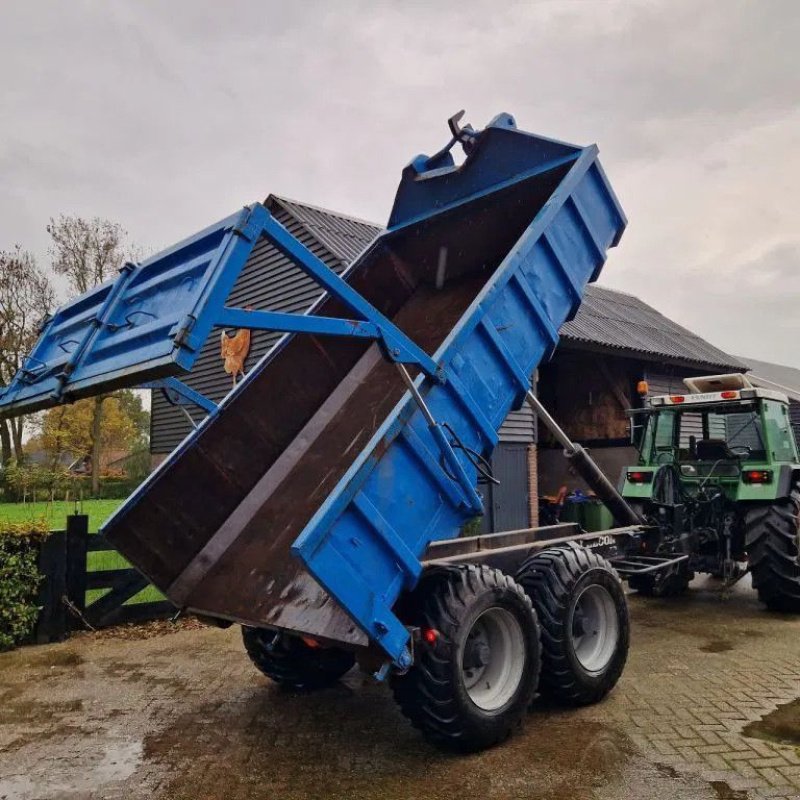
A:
[560,285,746,371]
[741,355,800,402]
[267,195,381,267]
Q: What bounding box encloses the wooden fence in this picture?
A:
[35,514,174,643]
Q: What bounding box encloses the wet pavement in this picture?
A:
[1,576,799,800]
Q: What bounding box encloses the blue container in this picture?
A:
[1,113,625,668]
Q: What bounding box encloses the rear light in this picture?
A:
[670,395,685,404]
[422,628,439,645]
[720,390,739,399]
[627,471,653,484]
[743,470,772,484]
[637,380,649,397]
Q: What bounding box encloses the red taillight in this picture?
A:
[670,395,685,404]
[627,471,652,484]
[422,628,439,645]
[743,470,772,484]
[720,390,739,399]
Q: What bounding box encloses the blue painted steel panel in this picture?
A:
[0,208,257,415]
[292,146,626,663]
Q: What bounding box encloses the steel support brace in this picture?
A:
[142,378,217,414]
[221,206,443,382]
[217,307,380,340]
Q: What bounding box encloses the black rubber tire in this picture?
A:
[241,627,355,691]
[628,563,692,597]
[745,485,800,613]
[516,542,629,706]
[390,564,541,752]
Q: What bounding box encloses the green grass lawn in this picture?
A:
[0,497,164,605]
[0,498,122,532]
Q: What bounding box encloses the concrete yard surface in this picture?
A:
[1,576,799,800]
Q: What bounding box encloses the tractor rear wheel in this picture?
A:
[516,542,629,706]
[745,485,800,612]
[390,564,541,752]
[242,627,355,691]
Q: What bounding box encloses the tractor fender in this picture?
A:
[775,465,800,500]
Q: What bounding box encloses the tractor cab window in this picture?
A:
[641,405,768,464]
[762,400,797,462]
[709,410,767,461]
[639,409,677,464]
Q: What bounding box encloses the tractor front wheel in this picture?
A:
[242,627,356,691]
[390,564,541,752]
[745,486,800,612]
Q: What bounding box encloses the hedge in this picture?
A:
[0,518,50,650]
[0,464,145,503]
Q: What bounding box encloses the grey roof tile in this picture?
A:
[740,355,800,396]
[269,195,380,267]
[562,285,745,371]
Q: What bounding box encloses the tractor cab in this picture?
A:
[623,373,799,504]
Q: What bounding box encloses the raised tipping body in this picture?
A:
[1,114,626,669]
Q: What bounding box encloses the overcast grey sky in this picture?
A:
[1,0,798,368]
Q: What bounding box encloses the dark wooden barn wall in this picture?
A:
[150,205,346,454]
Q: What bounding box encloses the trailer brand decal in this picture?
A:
[586,535,615,548]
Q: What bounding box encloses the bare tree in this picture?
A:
[0,246,55,465]
[47,215,128,294]
[47,216,130,494]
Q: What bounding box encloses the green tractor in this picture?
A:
[620,373,800,611]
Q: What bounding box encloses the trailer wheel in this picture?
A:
[516,542,628,706]
[745,485,800,612]
[390,565,540,752]
[241,627,355,691]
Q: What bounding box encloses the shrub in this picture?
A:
[0,462,148,503]
[0,518,50,650]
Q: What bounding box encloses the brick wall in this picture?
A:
[527,443,539,527]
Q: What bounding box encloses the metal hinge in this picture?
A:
[172,315,197,349]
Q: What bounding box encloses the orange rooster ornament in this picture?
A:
[220,315,252,388]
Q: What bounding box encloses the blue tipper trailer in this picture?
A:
[0,112,643,750]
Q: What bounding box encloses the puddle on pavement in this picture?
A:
[0,646,83,672]
[709,781,749,800]
[0,697,83,725]
[699,639,735,653]
[742,698,800,747]
[99,659,187,691]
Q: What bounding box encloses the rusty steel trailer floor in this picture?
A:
[2,577,800,800]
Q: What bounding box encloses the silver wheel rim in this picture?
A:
[461,607,526,711]
[570,584,619,673]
